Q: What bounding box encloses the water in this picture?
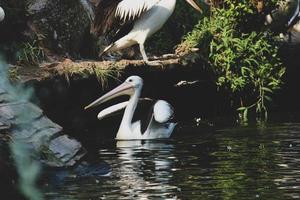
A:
[43,122,300,199]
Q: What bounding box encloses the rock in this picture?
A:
[26,0,92,57]
[0,0,96,59]
[0,120,10,130]
[47,135,84,167]
[0,87,86,167]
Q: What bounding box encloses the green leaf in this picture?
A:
[262,87,273,93]
[243,108,248,122]
[264,95,272,102]
[237,107,246,111]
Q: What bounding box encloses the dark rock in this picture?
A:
[0,87,86,167]
[0,119,10,130]
[26,0,92,57]
[47,135,84,167]
[0,0,95,59]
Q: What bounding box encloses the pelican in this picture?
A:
[85,76,177,140]
[91,0,202,65]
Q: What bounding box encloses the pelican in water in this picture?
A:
[85,76,177,140]
[91,0,202,65]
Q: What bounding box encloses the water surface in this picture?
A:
[43,122,300,199]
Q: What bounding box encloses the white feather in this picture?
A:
[153,100,174,123]
[116,0,161,21]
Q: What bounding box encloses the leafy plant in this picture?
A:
[147,0,205,55]
[17,40,45,67]
[178,0,285,123]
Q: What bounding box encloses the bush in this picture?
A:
[178,0,285,123]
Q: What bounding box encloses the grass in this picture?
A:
[17,40,45,67]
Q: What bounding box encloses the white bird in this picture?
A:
[91,0,202,65]
[0,6,5,22]
[85,76,177,140]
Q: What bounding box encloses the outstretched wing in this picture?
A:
[115,0,161,21]
[91,0,122,36]
[91,0,160,36]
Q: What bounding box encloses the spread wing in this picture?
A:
[91,0,121,36]
[91,0,160,36]
[115,0,161,21]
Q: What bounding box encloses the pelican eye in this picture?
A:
[128,79,133,82]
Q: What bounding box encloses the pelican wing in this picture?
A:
[91,0,122,36]
[140,100,174,134]
[115,0,161,21]
[153,100,174,123]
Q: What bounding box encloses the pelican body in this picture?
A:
[91,0,202,64]
[85,76,177,140]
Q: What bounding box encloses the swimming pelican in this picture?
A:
[91,0,202,65]
[85,76,177,140]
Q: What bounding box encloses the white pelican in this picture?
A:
[91,0,202,65]
[85,76,177,140]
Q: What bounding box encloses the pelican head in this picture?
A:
[85,76,143,110]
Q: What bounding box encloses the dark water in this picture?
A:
[43,122,300,199]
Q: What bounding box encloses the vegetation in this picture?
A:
[56,61,122,88]
[147,0,206,54]
[178,0,285,123]
[92,65,122,89]
[17,40,45,67]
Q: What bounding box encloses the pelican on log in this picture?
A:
[91,0,202,65]
[85,76,177,140]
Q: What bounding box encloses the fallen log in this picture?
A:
[13,53,201,84]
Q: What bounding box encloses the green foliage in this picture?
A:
[147,0,205,54]
[180,0,285,123]
[17,40,45,67]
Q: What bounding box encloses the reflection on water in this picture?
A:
[43,123,300,199]
[113,140,178,199]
